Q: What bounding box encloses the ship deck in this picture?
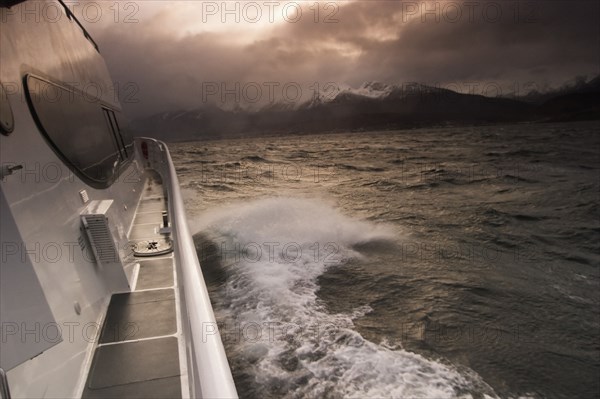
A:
[82,175,185,398]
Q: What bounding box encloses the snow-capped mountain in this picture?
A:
[131,77,600,141]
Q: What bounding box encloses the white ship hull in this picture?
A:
[0,2,237,398]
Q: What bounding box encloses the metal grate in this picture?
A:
[81,200,120,265]
[81,215,118,264]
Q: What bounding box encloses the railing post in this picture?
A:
[0,368,12,399]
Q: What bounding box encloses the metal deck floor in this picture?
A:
[83,177,183,399]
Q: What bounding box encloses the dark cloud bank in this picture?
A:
[86,0,599,137]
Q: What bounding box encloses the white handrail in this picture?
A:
[137,138,238,399]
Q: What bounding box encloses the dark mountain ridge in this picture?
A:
[132,76,600,141]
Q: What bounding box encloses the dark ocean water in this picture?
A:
[170,121,600,399]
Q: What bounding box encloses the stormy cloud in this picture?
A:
[82,0,599,118]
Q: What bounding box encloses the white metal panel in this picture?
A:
[0,188,59,371]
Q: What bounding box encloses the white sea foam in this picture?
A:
[195,197,495,398]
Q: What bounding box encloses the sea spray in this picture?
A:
[194,197,496,398]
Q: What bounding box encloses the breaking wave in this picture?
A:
[194,197,495,398]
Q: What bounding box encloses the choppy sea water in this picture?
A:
[170,121,600,399]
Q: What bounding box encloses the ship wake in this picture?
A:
[193,197,495,398]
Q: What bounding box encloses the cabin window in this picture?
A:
[24,74,132,188]
[103,108,128,160]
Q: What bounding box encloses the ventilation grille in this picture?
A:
[81,200,120,265]
[82,215,118,264]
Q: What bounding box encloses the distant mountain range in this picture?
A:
[131,76,600,141]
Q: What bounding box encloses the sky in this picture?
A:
[77,0,600,118]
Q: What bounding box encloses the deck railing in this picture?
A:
[0,368,11,399]
[135,138,238,399]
